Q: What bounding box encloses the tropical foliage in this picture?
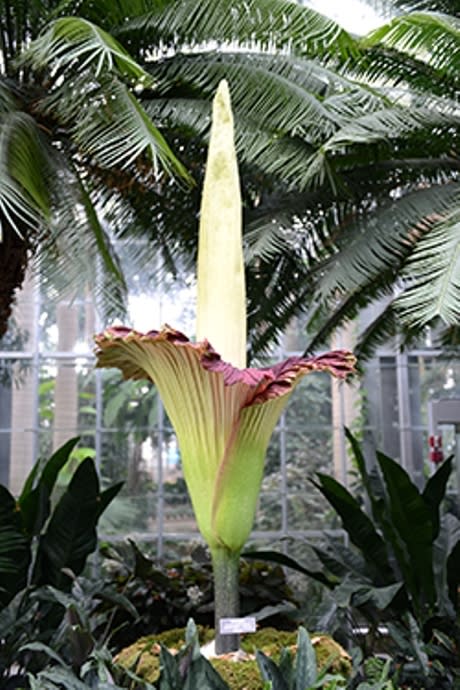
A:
[0,438,123,685]
[246,428,460,687]
[0,0,188,338]
[0,437,122,608]
[2,0,458,358]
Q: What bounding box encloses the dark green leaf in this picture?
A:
[18,437,80,536]
[313,473,392,579]
[97,481,124,518]
[432,513,460,617]
[376,451,436,608]
[32,459,116,590]
[334,577,402,611]
[158,644,182,690]
[446,528,460,610]
[129,538,156,579]
[243,550,334,587]
[256,650,290,690]
[0,486,30,605]
[422,456,453,539]
[295,627,317,689]
[184,656,230,690]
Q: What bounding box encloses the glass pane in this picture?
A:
[254,492,282,532]
[100,492,157,536]
[286,489,336,531]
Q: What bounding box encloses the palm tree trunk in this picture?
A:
[0,217,32,339]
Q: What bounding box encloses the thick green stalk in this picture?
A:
[211,546,240,654]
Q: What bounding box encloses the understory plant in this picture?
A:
[0,438,123,685]
[94,80,355,653]
[246,429,460,687]
[256,625,347,689]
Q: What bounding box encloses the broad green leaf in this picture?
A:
[0,486,30,605]
[97,482,124,518]
[376,451,436,609]
[158,644,182,690]
[18,437,80,537]
[422,456,453,539]
[243,549,335,588]
[313,473,392,578]
[256,650,290,690]
[32,459,102,589]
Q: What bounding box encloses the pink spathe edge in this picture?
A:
[94,324,356,405]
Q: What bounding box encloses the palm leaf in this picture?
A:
[149,51,385,138]
[366,0,460,13]
[364,12,460,80]
[116,0,357,61]
[351,44,457,98]
[314,183,460,300]
[0,168,42,241]
[396,210,460,326]
[1,111,51,216]
[23,17,191,181]
[35,159,128,321]
[22,15,150,81]
[308,103,460,187]
[71,77,191,180]
[303,283,397,356]
[0,85,51,238]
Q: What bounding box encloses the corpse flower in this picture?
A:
[94,81,355,654]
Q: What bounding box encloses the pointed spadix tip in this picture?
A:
[213,79,232,124]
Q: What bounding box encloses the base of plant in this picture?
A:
[115,626,352,689]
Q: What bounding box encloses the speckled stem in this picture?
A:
[212,546,240,654]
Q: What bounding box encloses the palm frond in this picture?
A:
[152,53,334,138]
[0,168,41,241]
[116,0,358,61]
[247,257,313,358]
[35,159,128,321]
[144,59,398,193]
[71,77,191,180]
[148,50,389,139]
[315,184,459,301]
[0,81,18,111]
[303,273,397,352]
[396,210,460,326]
[323,98,459,150]
[364,12,460,81]
[22,16,150,81]
[365,0,460,14]
[2,111,51,216]
[350,44,457,98]
[352,302,400,363]
[0,109,52,239]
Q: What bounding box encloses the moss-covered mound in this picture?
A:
[115,626,352,689]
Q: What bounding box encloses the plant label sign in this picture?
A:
[219,617,256,634]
